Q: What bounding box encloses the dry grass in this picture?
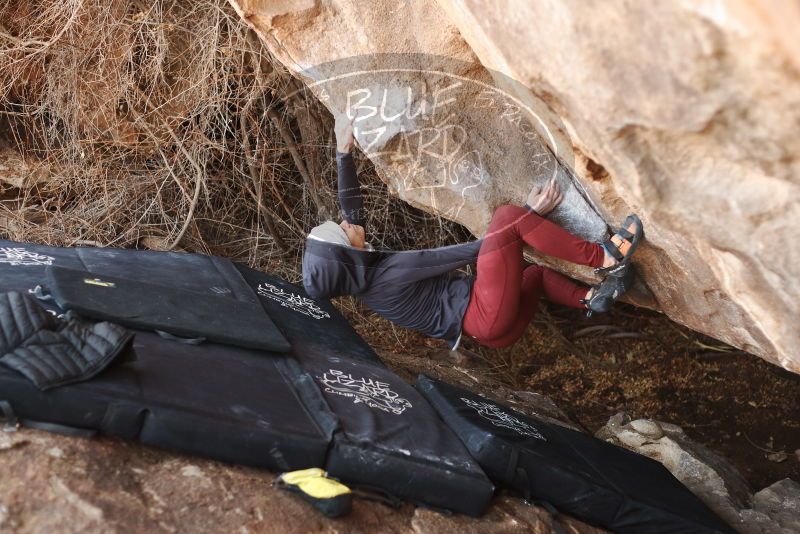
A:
[0,0,469,293]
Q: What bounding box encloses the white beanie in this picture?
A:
[307,220,351,247]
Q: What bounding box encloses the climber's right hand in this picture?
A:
[526,177,563,216]
[335,111,355,153]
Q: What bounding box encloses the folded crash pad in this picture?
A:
[417,375,734,533]
[241,266,495,515]
[0,329,335,470]
[287,350,495,516]
[235,265,383,366]
[241,265,494,515]
[0,241,379,366]
[0,241,338,470]
[0,239,272,311]
[46,265,290,353]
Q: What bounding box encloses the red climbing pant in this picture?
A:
[462,205,605,349]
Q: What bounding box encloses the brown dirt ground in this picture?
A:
[340,297,800,492]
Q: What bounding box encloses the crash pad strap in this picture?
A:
[1,399,96,437]
[505,445,564,534]
[504,445,521,489]
[505,445,537,501]
[100,404,148,440]
[21,419,97,438]
[156,330,206,345]
[1,400,18,431]
[531,499,566,534]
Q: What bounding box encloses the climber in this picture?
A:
[302,112,644,350]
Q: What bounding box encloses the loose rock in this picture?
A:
[598,412,800,533]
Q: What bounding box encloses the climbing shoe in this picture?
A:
[275,468,353,518]
[595,214,644,276]
[582,264,636,317]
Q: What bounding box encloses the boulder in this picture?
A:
[227,0,800,373]
[744,479,800,533]
[597,412,800,533]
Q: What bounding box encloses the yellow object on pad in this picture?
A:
[276,468,353,517]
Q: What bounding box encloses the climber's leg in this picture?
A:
[541,267,591,309]
[463,263,544,348]
[480,205,606,268]
[466,265,594,348]
[463,201,649,346]
[516,177,643,271]
[462,204,600,344]
[461,208,527,342]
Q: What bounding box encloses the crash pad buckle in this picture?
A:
[0,400,97,437]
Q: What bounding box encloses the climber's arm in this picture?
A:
[376,239,483,283]
[337,151,366,228]
[335,112,367,229]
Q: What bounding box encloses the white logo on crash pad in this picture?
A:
[257,282,330,320]
[0,247,54,266]
[319,369,412,415]
[461,398,546,440]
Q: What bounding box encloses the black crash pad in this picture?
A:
[0,241,375,364]
[0,241,339,470]
[289,351,495,517]
[0,330,335,470]
[0,241,493,517]
[0,240,269,307]
[240,265,493,515]
[46,265,290,353]
[417,375,734,533]
[236,265,383,366]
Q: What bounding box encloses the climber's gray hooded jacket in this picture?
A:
[302,152,482,350]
